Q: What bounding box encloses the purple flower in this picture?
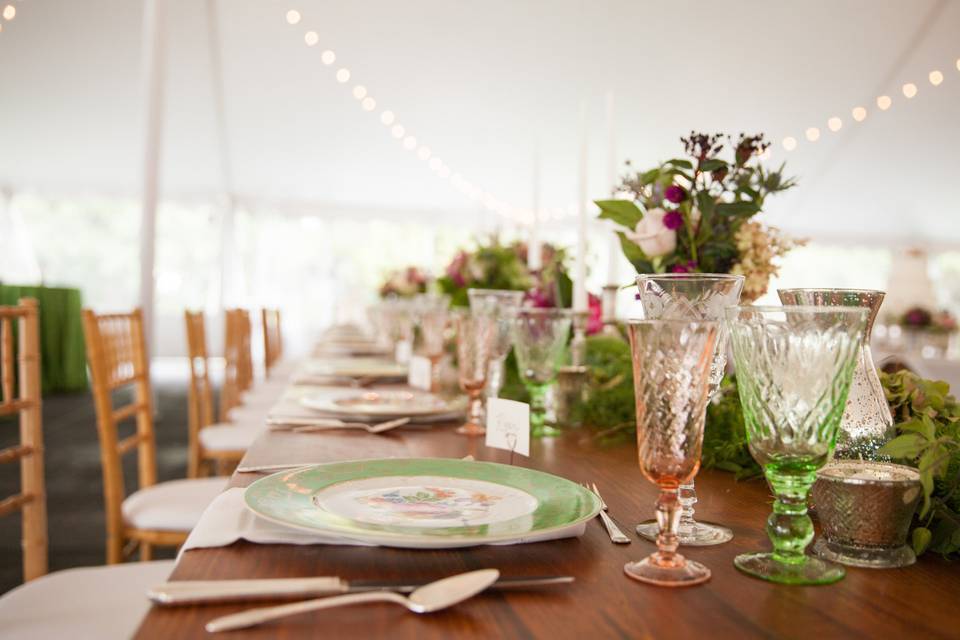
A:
[664,185,687,204]
[669,260,698,274]
[662,210,684,230]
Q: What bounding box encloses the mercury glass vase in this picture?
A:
[777,288,895,460]
[634,273,744,547]
[624,319,718,587]
[726,305,867,585]
[467,289,524,399]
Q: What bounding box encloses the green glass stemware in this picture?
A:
[726,305,867,585]
[511,309,571,437]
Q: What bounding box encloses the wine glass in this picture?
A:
[624,319,718,587]
[414,295,450,393]
[455,313,496,436]
[467,289,524,398]
[726,305,867,585]
[511,309,571,438]
[634,273,743,546]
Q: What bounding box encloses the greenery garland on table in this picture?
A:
[560,336,960,559]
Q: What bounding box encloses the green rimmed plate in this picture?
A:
[244,458,601,548]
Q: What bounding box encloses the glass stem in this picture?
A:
[527,383,548,435]
[467,389,484,429]
[654,487,682,567]
[677,481,697,532]
[765,468,816,565]
[429,354,442,394]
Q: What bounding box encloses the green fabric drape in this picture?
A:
[0,284,88,393]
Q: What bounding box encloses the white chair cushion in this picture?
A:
[0,560,175,639]
[227,404,270,423]
[122,477,226,532]
[199,422,262,452]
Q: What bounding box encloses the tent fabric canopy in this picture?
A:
[1,0,959,244]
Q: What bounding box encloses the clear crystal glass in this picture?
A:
[634,273,743,546]
[726,305,867,585]
[413,294,450,393]
[455,314,496,436]
[624,319,717,587]
[511,309,571,438]
[467,289,525,398]
[777,289,896,460]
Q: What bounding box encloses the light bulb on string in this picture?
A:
[877,95,892,110]
[417,146,432,160]
[285,9,300,24]
[361,97,376,111]
[304,31,319,46]
[321,50,336,65]
[781,137,797,151]
[352,86,367,100]
[929,70,943,86]
[336,69,350,83]
[403,136,417,150]
[380,111,395,125]
[391,124,405,138]
[902,83,918,98]
[827,117,842,132]
[852,106,867,122]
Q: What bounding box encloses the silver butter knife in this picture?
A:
[148,575,574,605]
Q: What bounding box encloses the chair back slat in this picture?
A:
[261,308,282,375]
[185,311,217,476]
[238,309,253,392]
[219,309,252,421]
[82,308,158,561]
[0,298,47,581]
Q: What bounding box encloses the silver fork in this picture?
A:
[584,482,630,544]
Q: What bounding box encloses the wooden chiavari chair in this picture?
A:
[82,308,224,563]
[261,308,283,375]
[0,301,176,638]
[219,308,243,423]
[238,308,254,392]
[185,311,259,477]
[0,298,46,582]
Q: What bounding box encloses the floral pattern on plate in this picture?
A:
[356,486,502,521]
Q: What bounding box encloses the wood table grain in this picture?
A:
[135,419,960,639]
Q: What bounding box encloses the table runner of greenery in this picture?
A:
[0,284,87,393]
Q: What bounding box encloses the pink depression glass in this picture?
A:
[455,314,496,436]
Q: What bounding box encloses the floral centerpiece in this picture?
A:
[897,307,958,334]
[595,132,802,300]
[378,266,429,299]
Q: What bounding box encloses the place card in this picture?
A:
[394,339,412,364]
[408,355,432,391]
[485,398,530,457]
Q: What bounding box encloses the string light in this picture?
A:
[902,83,918,98]
[852,106,867,122]
[805,127,821,142]
[877,95,892,110]
[782,136,797,151]
[827,117,842,132]
[284,8,529,224]
[3,4,17,20]
[928,70,943,86]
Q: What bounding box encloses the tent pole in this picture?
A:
[138,0,167,355]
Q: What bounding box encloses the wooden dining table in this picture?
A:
[135,385,960,639]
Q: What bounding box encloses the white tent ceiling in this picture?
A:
[1,0,959,244]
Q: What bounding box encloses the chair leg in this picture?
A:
[140,541,153,561]
[107,535,124,565]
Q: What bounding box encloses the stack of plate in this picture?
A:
[314,325,390,357]
[244,458,601,548]
[293,359,407,386]
[299,389,466,424]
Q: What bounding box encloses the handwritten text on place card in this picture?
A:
[485,398,530,457]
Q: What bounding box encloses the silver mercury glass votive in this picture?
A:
[811,460,922,568]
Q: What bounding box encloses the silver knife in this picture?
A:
[148,575,573,605]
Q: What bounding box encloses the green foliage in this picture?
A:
[878,370,960,558]
[571,335,636,442]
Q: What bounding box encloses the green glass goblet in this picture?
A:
[511,309,571,438]
[726,305,868,585]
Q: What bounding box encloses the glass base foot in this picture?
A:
[734,551,845,585]
[812,538,916,569]
[456,423,485,437]
[624,556,711,587]
[635,520,733,547]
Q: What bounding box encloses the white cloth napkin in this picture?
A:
[180,487,586,557]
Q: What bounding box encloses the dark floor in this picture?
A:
[0,382,194,594]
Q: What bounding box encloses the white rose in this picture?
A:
[624,207,677,258]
